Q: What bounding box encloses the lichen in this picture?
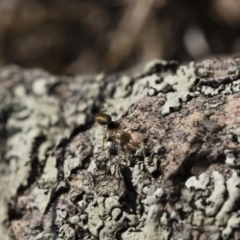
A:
[205,171,225,217]
[185,172,210,190]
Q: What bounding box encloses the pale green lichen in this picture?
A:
[185,172,210,190]
[222,213,240,240]
[173,171,240,239]
[205,171,225,217]
[224,149,240,167]
[228,127,240,143]
[38,155,58,188]
[216,172,240,226]
[32,187,52,214]
[161,62,199,115]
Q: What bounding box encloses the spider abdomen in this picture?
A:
[96,113,112,125]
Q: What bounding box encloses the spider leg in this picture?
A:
[101,128,108,152]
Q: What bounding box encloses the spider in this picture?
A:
[95,112,138,152]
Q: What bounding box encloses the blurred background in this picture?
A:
[0,0,240,74]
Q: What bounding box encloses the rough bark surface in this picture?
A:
[1,58,240,240]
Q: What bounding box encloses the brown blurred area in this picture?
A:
[0,0,240,74]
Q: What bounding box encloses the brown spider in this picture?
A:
[95,112,139,152]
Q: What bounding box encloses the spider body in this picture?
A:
[96,113,138,151]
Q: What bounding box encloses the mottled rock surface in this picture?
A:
[1,58,240,239]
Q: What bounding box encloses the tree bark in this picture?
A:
[1,58,240,239]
